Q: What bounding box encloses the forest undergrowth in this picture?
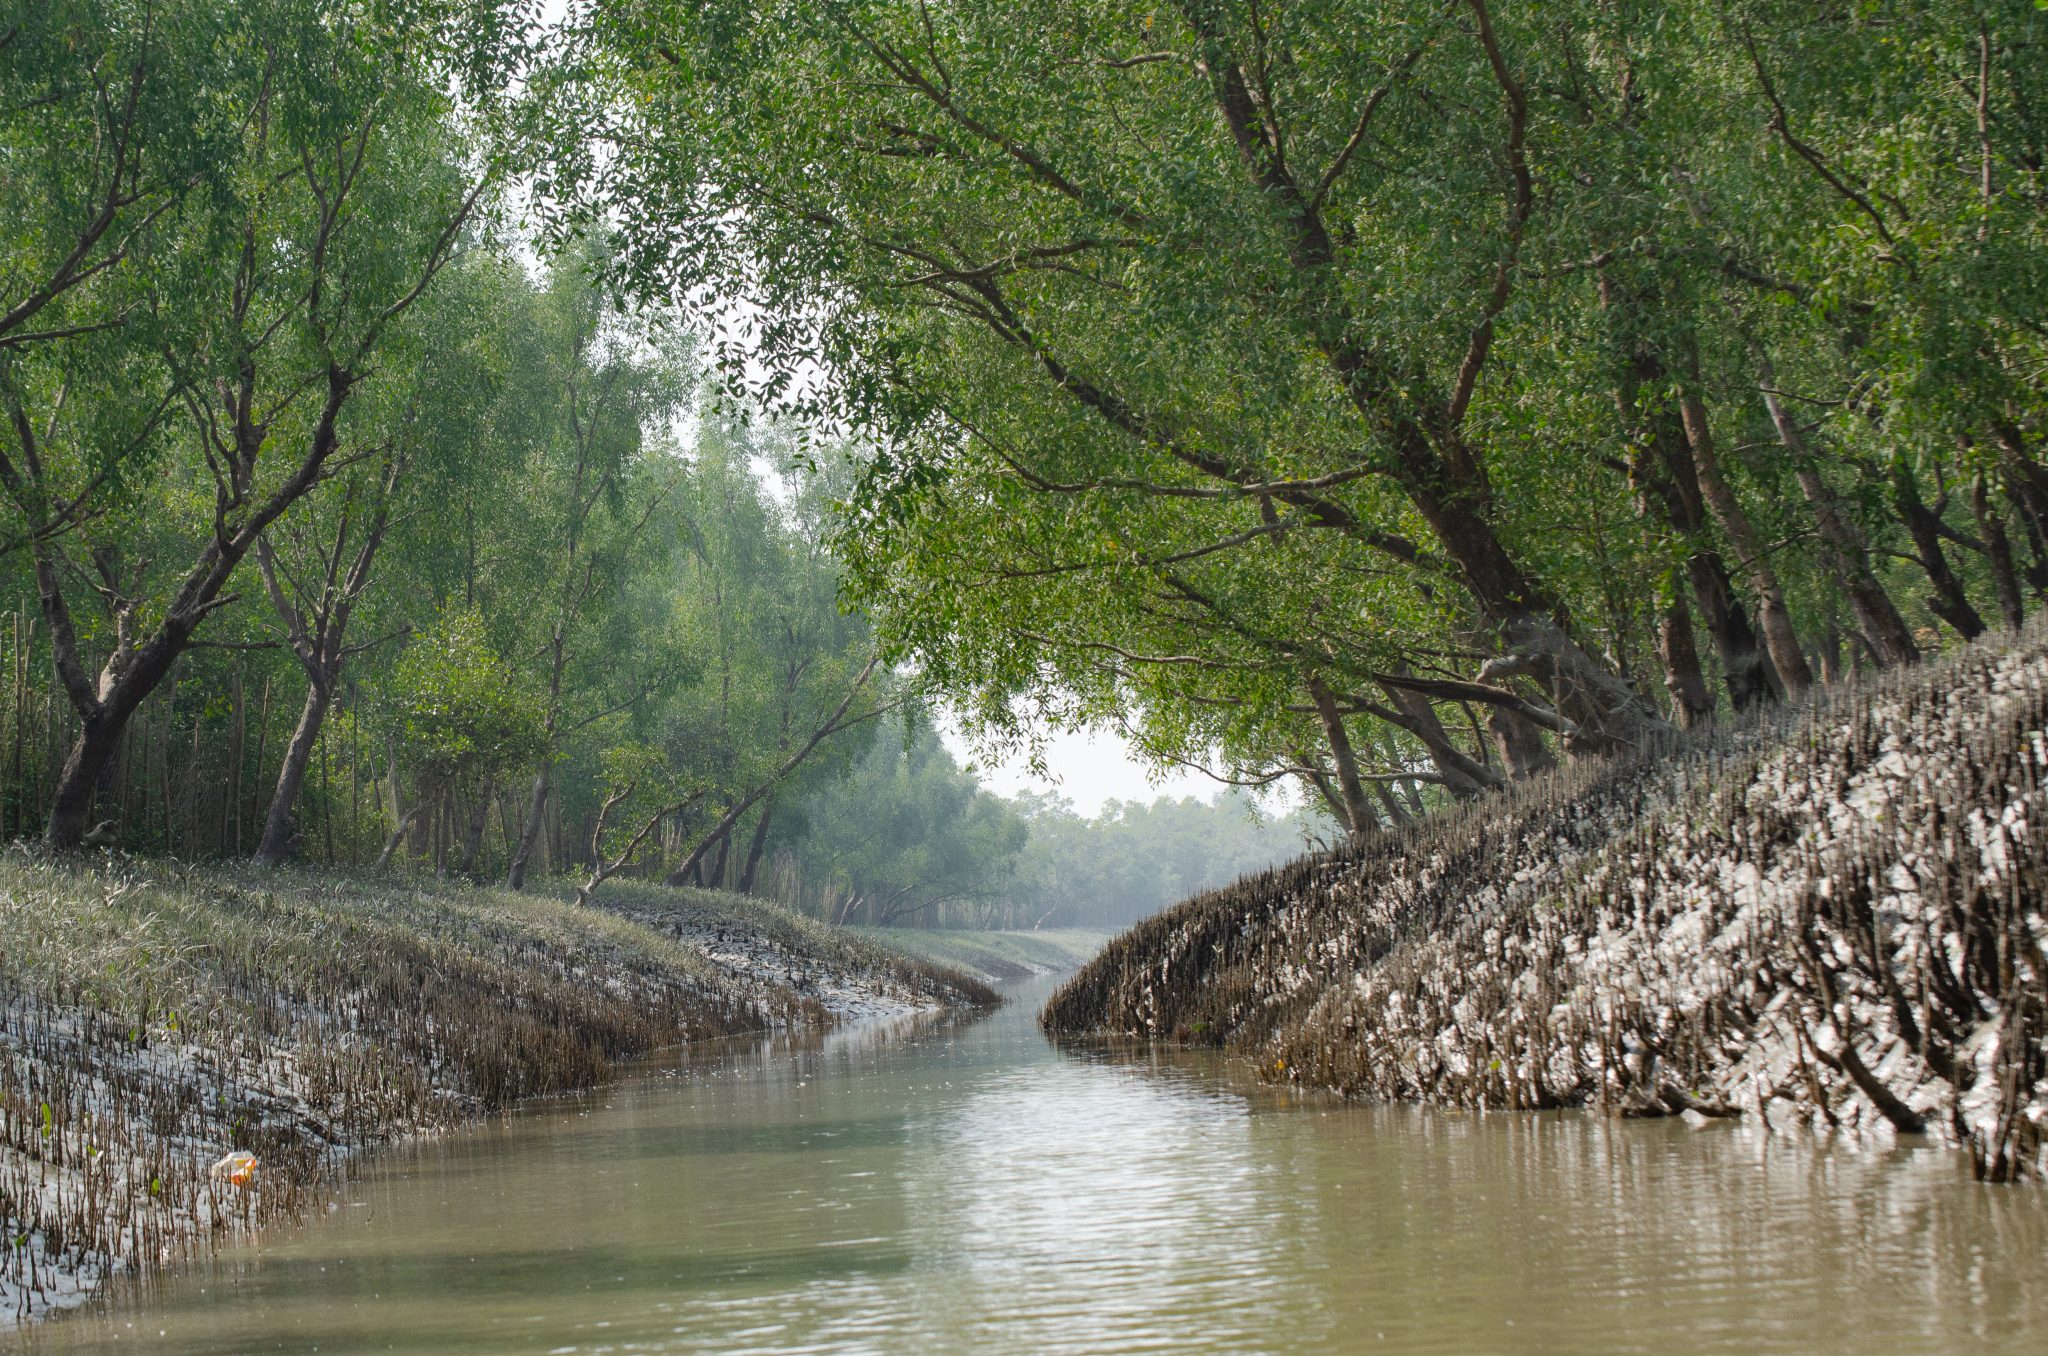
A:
[0,860,988,1325]
[1044,626,2048,1183]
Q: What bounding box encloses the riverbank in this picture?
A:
[0,858,991,1326]
[1044,625,2048,1182]
[850,927,1109,983]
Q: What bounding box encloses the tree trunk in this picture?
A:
[458,775,493,878]
[1995,426,2048,595]
[1792,451,1922,663]
[225,668,245,855]
[1309,677,1375,836]
[1972,472,2025,630]
[1295,756,1358,834]
[45,714,124,848]
[374,806,420,870]
[41,604,191,849]
[705,828,731,890]
[1689,554,1780,709]
[665,653,884,887]
[253,679,332,866]
[1403,477,1661,751]
[434,784,451,875]
[1755,358,1918,667]
[738,796,775,894]
[1377,677,1501,798]
[156,667,178,850]
[1892,462,1985,639]
[1656,591,1716,728]
[1487,706,1556,780]
[1675,386,1814,699]
[1604,274,1774,713]
[505,764,551,890]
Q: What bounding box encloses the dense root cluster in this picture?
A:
[1044,627,2048,1183]
[0,863,982,1324]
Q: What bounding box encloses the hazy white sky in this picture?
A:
[938,717,1229,818]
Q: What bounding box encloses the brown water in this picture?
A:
[16,974,2048,1354]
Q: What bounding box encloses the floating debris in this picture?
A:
[208,1152,258,1188]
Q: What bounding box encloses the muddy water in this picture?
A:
[18,974,2048,1354]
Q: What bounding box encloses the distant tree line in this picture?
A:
[996,790,1330,932]
[0,1,901,895]
[751,717,1328,930]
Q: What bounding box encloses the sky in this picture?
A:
[937,717,1230,818]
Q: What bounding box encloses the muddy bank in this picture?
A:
[1044,628,2048,1182]
[849,927,1109,983]
[586,884,997,1017]
[0,859,985,1325]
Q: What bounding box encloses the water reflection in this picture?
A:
[16,977,2047,1355]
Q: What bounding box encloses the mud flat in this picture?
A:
[1045,626,2048,1182]
[0,860,987,1325]
[851,927,1109,983]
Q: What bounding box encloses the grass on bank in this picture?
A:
[0,853,988,1324]
[592,882,1001,1009]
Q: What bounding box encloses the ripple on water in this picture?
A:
[18,977,2048,1356]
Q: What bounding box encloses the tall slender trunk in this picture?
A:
[157,667,177,849]
[1972,472,2025,630]
[1755,355,1918,667]
[1656,590,1715,728]
[1292,754,1357,833]
[247,458,395,864]
[1995,426,2048,596]
[1675,382,1814,699]
[506,765,550,890]
[457,774,493,878]
[253,680,332,865]
[225,669,244,855]
[507,629,569,890]
[1815,618,1843,684]
[247,676,272,846]
[1309,677,1373,837]
[1789,453,1922,663]
[738,796,775,894]
[1603,285,1775,712]
[1892,462,1985,639]
[705,828,731,890]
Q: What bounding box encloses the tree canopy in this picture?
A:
[5,0,2048,934]
[544,0,2048,831]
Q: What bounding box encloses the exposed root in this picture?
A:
[0,862,984,1324]
[1045,623,2048,1182]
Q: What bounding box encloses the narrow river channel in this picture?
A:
[19,974,2048,1354]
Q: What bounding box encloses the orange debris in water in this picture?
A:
[211,1151,259,1187]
